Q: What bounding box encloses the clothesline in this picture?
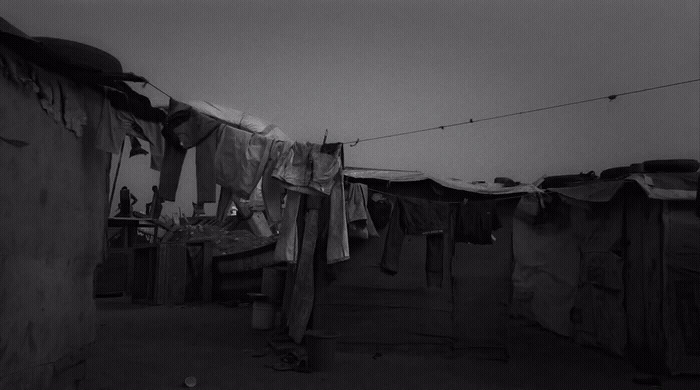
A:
[342,78,700,146]
[142,77,700,150]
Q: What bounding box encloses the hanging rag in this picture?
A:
[345,182,379,239]
[93,93,133,154]
[455,200,502,245]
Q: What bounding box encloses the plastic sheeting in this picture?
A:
[513,174,700,371]
[627,172,699,201]
[344,167,541,196]
[511,193,626,343]
[188,100,291,142]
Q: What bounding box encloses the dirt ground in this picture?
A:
[82,298,698,390]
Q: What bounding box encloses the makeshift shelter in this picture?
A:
[313,168,539,352]
[511,170,700,375]
[0,17,162,389]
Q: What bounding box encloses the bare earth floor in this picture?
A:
[83,298,698,390]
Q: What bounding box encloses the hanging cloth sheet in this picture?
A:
[159,98,292,208]
[455,200,502,245]
[380,196,450,288]
[159,99,220,203]
[215,124,274,198]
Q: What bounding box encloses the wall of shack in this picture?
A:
[0,47,109,389]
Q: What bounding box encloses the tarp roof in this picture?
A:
[0,17,144,82]
[0,16,164,122]
[344,167,541,196]
[549,172,699,202]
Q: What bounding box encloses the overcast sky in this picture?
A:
[2,0,698,216]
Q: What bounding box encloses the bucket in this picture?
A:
[304,330,339,371]
[251,301,276,330]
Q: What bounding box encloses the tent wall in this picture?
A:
[569,194,626,356]
[511,195,580,337]
[511,192,627,350]
[315,223,454,351]
[0,56,109,388]
[626,190,700,375]
[661,201,699,375]
[513,181,700,374]
[452,199,519,347]
[315,198,518,351]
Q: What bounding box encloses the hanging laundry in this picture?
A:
[215,125,274,199]
[262,140,293,223]
[116,110,165,170]
[272,141,313,190]
[272,142,342,196]
[380,196,450,281]
[93,92,132,154]
[134,119,165,171]
[367,191,393,230]
[310,144,342,195]
[455,200,502,245]
[327,172,350,264]
[128,135,148,157]
[345,182,379,239]
[159,99,221,203]
[159,99,292,206]
[272,142,348,264]
[287,204,320,344]
[105,82,167,124]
